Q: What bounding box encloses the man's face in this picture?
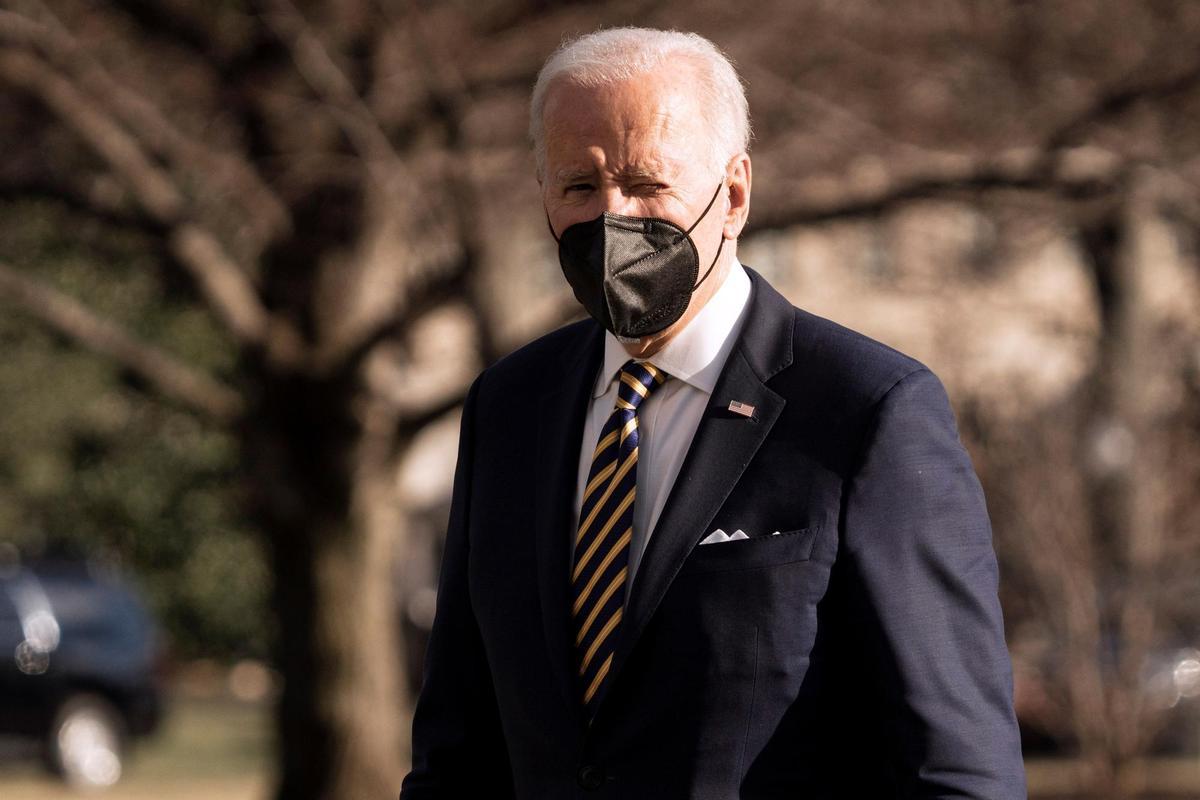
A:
[540,69,744,355]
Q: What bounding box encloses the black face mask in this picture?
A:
[549,184,726,338]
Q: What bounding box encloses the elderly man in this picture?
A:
[401,27,1025,799]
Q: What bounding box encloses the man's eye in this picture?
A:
[565,184,593,193]
[632,183,667,193]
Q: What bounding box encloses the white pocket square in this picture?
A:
[699,528,748,545]
[699,528,783,545]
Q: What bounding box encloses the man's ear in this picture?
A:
[723,153,751,240]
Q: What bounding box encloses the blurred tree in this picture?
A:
[0,199,268,660]
[0,1,1198,798]
[0,1,517,796]
[0,2,595,797]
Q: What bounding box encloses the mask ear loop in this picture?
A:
[689,183,727,290]
[684,183,724,236]
[546,213,561,244]
[692,235,724,290]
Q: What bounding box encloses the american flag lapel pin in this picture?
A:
[728,400,756,418]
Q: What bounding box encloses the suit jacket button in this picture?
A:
[577,764,605,790]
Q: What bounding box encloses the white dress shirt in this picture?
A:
[570,260,753,603]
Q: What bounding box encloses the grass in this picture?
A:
[1025,757,1200,798]
[4,692,1197,798]
[0,693,270,800]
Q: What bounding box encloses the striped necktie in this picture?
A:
[572,359,668,716]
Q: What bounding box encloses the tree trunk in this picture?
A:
[244,368,406,800]
[1077,177,1172,799]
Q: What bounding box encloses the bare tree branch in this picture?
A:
[742,61,970,165]
[0,259,244,422]
[0,8,43,43]
[169,224,299,361]
[749,147,1126,233]
[0,47,183,221]
[1,2,292,257]
[0,46,292,357]
[335,254,471,375]
[393,384,471,440]
[1046,60,1200,151]
[388,0,499,364]
[254,0,457,235]
[748,58,1200,234]
[252,0,474,376]
[256,0,402,187]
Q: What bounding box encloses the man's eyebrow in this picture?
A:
[614,167,666,181]
[553,168,596,185]
[551,163,672,185]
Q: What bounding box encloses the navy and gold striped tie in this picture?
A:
[572,359,668,716]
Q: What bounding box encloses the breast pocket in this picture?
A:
[679,526,820,575]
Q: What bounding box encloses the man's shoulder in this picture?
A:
[772,296,934,417]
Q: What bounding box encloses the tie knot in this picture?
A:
[614,360,668,413]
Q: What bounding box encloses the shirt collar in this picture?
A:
[593,259,752,398]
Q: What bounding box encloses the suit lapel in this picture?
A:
[590,267,797,717]
[533,322,602,736]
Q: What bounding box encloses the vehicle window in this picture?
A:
[0,580,22,647]
[39,577,152,649]
[0,582,16,621]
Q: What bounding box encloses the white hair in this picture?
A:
[529,27,751,179]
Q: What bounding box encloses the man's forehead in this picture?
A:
[542,76,703,178]
[544,77,694,128]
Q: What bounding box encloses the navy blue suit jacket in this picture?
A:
[401,268,1026,798]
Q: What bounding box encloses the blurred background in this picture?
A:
[0,1,1198,798]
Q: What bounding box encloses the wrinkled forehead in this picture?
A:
[541,71,708,177]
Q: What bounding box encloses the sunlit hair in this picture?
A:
[529,27,751,179]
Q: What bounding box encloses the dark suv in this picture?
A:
[0,555,163,788]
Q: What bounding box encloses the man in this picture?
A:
[401,27,1026,799]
